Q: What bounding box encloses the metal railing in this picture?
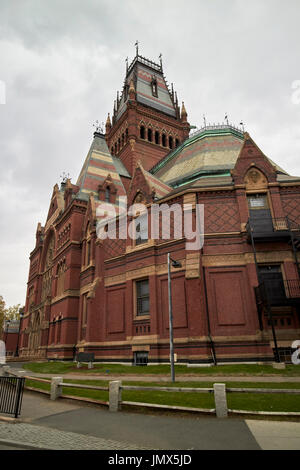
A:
[255,279,300,306]
[247,216,300,235]
[0,376,25,418]
[3,367,300,418]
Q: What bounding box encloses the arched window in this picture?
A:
[105,186,111,203]
[140,126,145,139]
[162,133,166,147]
[56,261,66,297]
[155,131,160,145]
[175,138,179,148]
[148,128,153,142]
[111,146,114,155]
[41,234,54,302]
[169,136,173,149]
[151,76,158,97]
[122,133,125,146]
[114,143,117,154]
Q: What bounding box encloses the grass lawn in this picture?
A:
[24,377,300,413]
[23,361,300,377]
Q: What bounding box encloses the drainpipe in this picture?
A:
[202,263,217,366]
[196,192,217,365]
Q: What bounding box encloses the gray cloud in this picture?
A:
[0,0,299,306]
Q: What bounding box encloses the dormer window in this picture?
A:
[105,186,111,203]
[151,76,158,97]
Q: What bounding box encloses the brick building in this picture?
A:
[19,51,300,364]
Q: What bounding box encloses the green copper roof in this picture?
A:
[151,125,244,186]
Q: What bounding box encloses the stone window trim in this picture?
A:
[134,278,150,318]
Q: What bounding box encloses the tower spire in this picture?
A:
[181,102,187,122]
[105,113,111,134]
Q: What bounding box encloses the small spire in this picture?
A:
[105,113,111,133]
[181,101,187,122]
[129,78,136,100]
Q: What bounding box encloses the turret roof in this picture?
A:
[115,54,179,121]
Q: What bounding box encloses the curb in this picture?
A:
[0,437,53,450]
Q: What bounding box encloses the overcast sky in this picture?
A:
[0,0,300,307]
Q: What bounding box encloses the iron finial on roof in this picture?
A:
[135,40,139,56]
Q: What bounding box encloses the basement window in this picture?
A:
[134,351,148,366]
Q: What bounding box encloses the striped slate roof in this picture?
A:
[152,125,288,187]
[116,56,177,121]
[76,132,127,212]
[138,162,172,198]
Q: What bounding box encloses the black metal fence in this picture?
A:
[0,376,25,418]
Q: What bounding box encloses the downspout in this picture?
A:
[196,192,217,365]
[202,263,217,366]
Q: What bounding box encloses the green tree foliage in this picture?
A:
[0,297,22,336]
[4,304,21,321]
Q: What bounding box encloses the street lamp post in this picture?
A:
[167,253,182,382]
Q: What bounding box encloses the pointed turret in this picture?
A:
[128,78,136,100]
[106,50,190,174]
[105,113,111,134]
[181,102,187,122]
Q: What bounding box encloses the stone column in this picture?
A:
[213,383,228,418]
[109,380,122,412]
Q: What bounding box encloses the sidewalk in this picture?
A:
[1,390,300,450]
[0,391,260,450]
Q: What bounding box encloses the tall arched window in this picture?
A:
[169,136,173,149]
[148,128,153,142]
[41,234,54,302]
[56,260,66,297]
[155,131,160,145]
[140,126,145,139]
[162,133,166,147]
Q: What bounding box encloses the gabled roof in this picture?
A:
[138,162,172,198]
[76,132,127,206]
